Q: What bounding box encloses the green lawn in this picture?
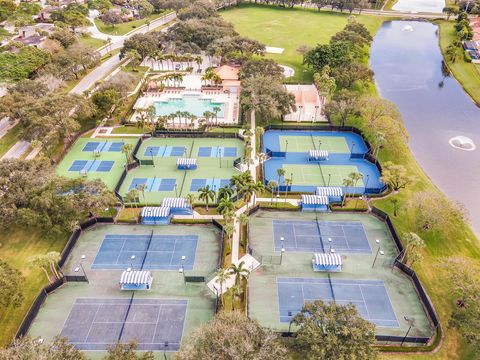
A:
[0,123,22,158]
[94,13,166,36]
[77,35,106,50]
[220,4,386,82]
[0,228,68,346]
[437,20,480,105]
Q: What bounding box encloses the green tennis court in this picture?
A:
[279,135,350,153]
[282,164,364,187]
[56,138,138,190]
[120,137,244,205]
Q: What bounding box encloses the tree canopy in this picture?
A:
[292,300,378,360]
[176,311,287,360]
[0,336,86,360]
[0,259,24,309]
[0,159,116,237]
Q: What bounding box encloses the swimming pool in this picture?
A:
[154,94,225,117]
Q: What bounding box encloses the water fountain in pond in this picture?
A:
[449,136,476,151]
[401,25,414,32]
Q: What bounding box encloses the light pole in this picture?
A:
[276,194,280,208]
[150,149,155,167]
[364,174,370,193]
[328,237,332,253]
[280,248,285,265]
[175,183,178,197]
[280,236,285,250]
[401,316,414,346]
[327,173,331,186]
[218,148,221,168]
[318,140,322,150]
[179,255,186,284]
[372,239,384,268]
[285,140,289,156]
[288,311,293,334]
[350,141,356,158]
[163,341,169,360]
[130,255,136,270]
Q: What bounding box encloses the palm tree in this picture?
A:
[342,178,354,207]
[267,180,278,204]
[276,168,286,197]
[224,222,236,247]
[230,284,243,311]
[121,143,133,169]
[137,183,148,207]
[229,261,249,286]
[218,185,234,201]
[217,196,235,217]
[240,180,264,208]
[237,213,249,248]
[198,185,215,212]
[284,177,292,203]
[186,193,196,218]
[126,189,139,223]
[212,106,221,124]
[214,268,231,305]
[255,126,264,137]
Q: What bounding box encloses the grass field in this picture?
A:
[437,20,480,106]
[94,13,165,36]
[220,4,386,82]
[0,123,22,158]
[77,35,106,50]
[0,229,68,346]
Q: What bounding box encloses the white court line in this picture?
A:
[84,304,101,342]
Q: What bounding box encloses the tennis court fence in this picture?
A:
[371,206,441,344]
[17,216,114,339]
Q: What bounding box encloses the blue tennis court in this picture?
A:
[82,141,124,152]
[129,178,176,192]
[198,147,237,157]
[61,298,187,351]
[277,278,399,327]
[144,146,186,157]
[92,234,198,270]
[68,160,114,173]
[273,220,371,254]
[190,178,230,191]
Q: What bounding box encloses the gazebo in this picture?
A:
[308,149,329,161]
[119,270,153,290]
[301,195,329,212]
[312,253,342,272]
[176,158,198,170]
[162,197,192,215]
[315,186,343,202]
[140,206,171,225]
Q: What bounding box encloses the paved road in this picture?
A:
[71,12,177,95]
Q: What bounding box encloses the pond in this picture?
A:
[370,20,480,236]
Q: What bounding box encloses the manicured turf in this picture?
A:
[56,137,138,190]
[220,4,386,82]
[93,13,167,36]
[438,20,480,106]
[0,228,68,346]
